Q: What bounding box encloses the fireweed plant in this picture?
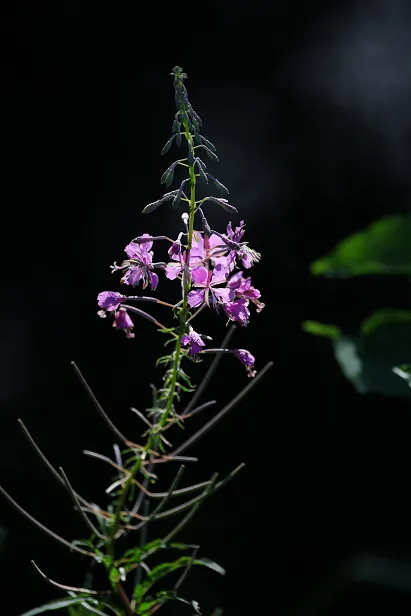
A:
[1,67,272,616]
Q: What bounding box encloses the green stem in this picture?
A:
[106,97,197,610]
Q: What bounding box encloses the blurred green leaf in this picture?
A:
[360,309,411,335]
[392,363,411,386]
[302,321,342,340]
[310,214,411,277]
[332,315,411,397]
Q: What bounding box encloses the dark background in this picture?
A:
[2,0,411,614]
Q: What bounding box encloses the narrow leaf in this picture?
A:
[19,597,96,616]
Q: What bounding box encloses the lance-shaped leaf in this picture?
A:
[200,135,216,152]
[207,174,229,195]
[19,596,101,616]
[203,196,238,214]
[133,551,224,604]
[160,161,178,187]
[31,561,99,595]
[160,134,176,155]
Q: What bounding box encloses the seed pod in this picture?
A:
[205,196,238,214]
[161,161,178,187]
[172,119,179,133]
[195,158,208,184]
[200,136,217,152]
[161,134,176,155]
[202,145,219,163]
[208,174,229,195]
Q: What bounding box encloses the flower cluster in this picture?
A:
[97,65,264,378]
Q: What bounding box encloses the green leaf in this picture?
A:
[360,309,411,336]
[133,556,225,603]
[193,557,225,576]
[331,318,411,398]
[393,364,411,386]
[302,320,342,340]
[310,214,411,277]
[19,596,95,616]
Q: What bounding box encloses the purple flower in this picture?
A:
[181,327,205,356]
[223,298,250,325]
[187,264,234,309]
[165,233,205,281]
[116,234,159,290]
[207,221,260,270]
[113,307,135,339]
[97,291,125,312]
[233,348,256,378]
[228,271,264,312]
[168,240,182,258]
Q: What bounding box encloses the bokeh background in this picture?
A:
[3,0,411,614]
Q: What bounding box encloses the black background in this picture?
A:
[3,1,411,614]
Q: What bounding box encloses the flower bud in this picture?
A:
[195,158,208,184]
[161,134,176,155]
[202,146,219,163]
[208,174,229,195]
[205,196,238,213]
[160,161,178,187]
[200,136,217,153]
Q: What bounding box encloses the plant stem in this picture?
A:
[106,102,197,610]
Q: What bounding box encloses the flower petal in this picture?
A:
[190,231,205,259]
[187,289,205,308]
[210,262,229,285]
[191,266,208,286]
[149,271,159,290]
[165,262,182,280]
[97,291,125,311]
